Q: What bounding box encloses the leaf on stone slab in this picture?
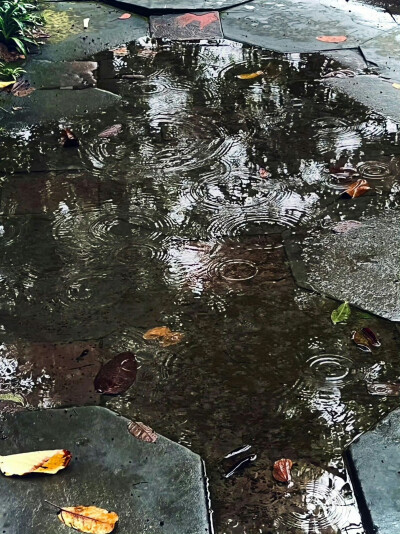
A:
[341,179,371,198]
[98,124,123,138]
[331,301,351,325]
[128,421,157,443]
[10,80,35,97]
[94,352,137,395]
[143,326,171,340]
[332,220,362,234]
[118,13,131,19]
[237,71,263,80]
[316,35,347,43]
[56,504,118,534]
[0,449,71,476]
[273,458,293,483]
[61,128,79,148]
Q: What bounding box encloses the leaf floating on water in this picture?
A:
[143,326,184,347]
[331,301,351,325]
[316,35,347,43]
[237,71,263,80]
[367,382,400,396]
[273,458,293,483]
[128,421,157,443]
[351,330,372,352]
[0,392,25,405]
[94,352,137,395]
[50,503,118,534]
[322,69,355,78]
[98,124,123,138]
[0,449,71,476]
[118,13,131,19]
[61,128,79,148]
[341,179,371,198]
[362,327,381,348]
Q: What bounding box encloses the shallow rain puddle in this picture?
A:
[1,40,400,533]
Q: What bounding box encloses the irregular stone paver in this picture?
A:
[221,0,396,53]
[323,75,400,124]
[0,406,212,534]
[108,0,245,13]
[150,12,223,39]
[360,28,400,81]
[39,2,148,61]
[346,407,400,534]
[27,60,97,89]
[283,211,400,321]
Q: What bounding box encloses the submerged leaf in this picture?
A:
[61,128,79,148]
[0,392,25,405]
[143,326,184,347]
[98,124,123,138]
[273,458,293,483]
[128,421,157,443]
[56,504,118,534]
[316,35,347,43]
[331,301,351,325]
[362,327,381,347]
[143,326,171,340]
[118,13,131,19]
[342,179,371,198]
[237,71,263,80]
[94,352,137,395]
[351,330,372,352]
[0,449,71,476]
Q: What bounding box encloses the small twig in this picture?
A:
[44,500,61,510]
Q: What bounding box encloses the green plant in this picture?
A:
[0,0,42,55]
[0,61,25,80]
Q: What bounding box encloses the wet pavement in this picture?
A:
[1,0,400,533]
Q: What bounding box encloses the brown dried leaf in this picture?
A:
[61,128,79,148]
[111,46,128,56]
[316,35,347,43]
[143,326,184,347]
[351,330,372,352]
[273,458,293,483]
[57,505,118,534]
[160,331,185,347]
[259,167,271,179]
[0,449,71,476]
[10,80,35,98]
[94,352,137,395]
[128,421,157,443]
[237,71,263,80]
[362,327,381,347]
[143,326,171,340]
[342,178,371,198]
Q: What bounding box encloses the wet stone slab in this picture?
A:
[284,211,400,321]
[0,406,212,534]
[106,0,244,13]
[150,12,222,40]
[346,408,400,533]
[221,0,396,53]
[26,60,98,89]
[360,28,400,81]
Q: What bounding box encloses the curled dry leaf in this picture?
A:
[341,178,371,198]
[273,458,293,483]
[11,80,35,97]
[98,124,123,138]
[128,421,157,443]
[118,13,131,19]
[0,449,71,476]
[143,326,184,347]
[316,35,347,43]
[56,505,118,534]
[237,71,263,80]
[61,128,79,148]
[94,352,137,395]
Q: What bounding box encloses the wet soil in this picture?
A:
[1,41,400,533]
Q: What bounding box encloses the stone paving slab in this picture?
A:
[360,28,400,81]
[346,407,400,533]
[283,211,400,321]
[150,11,222,39]
[108,0,247,13]
[0,406,212,534]
[26,60,98,89]
[220,0,396,53]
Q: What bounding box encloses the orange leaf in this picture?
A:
[176,12,219,30]
[237,71,263,80]
[161,331,185,347]
[342,178,371,198]
[316,35,347,43]
[57,505,118,534]
[143,326,184,347]
[118,13,131,19]
[143,326,171,340]
[0,449,71,476]
[273,458,293,483]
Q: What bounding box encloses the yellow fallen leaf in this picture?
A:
[58,505,118,534]
[0,80,15,90]
[0,449,72,476]
[161,331,185,347]
[237,71,264,80]
[143,326,171,340]
[143,326,184,346]
[393,83,400,90]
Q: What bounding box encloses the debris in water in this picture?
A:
[322,69,355,78]
[61,128,79,148]
[224,444,252,459]
[341,179,371,198]
[224,454,257,478]
[98,124,123,138]
[94,352,137,395]
[237,71,263,80]
[273,458,293,483]
[316,35,347,43]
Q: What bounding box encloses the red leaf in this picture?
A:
[119,13,131,19]
[273,458,293,483]
[128,421,157,443]
[60,128,79,148]
[316,35,347,43]
[176,12,219,30]
[94,352,137,395]
[341,179,371,198]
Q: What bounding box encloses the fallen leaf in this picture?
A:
[341,179,371,198]
[61,128,79,148]
[118,13,131,19]
[331,301,351,325]
[111,46,128,56]
[143,326,184,347]
[0,80,15,90]
[11,80,35,97]
[316,35,347,43]
[362,327,381,347]
[393,83,400,90]
[322,69,355,78]
[98,124,123,138]
[176,12,219,30]
[351,330,372,352]
[0,393,25,405]
[128,421,157,443]
[259,167,271,179]
[237,71,264,80]
[0,449,71,476]
[83,18,90,29]
[367,382,400,396]
[55,504,118,534]
[94,352,137,395]
[273,458,293,483]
